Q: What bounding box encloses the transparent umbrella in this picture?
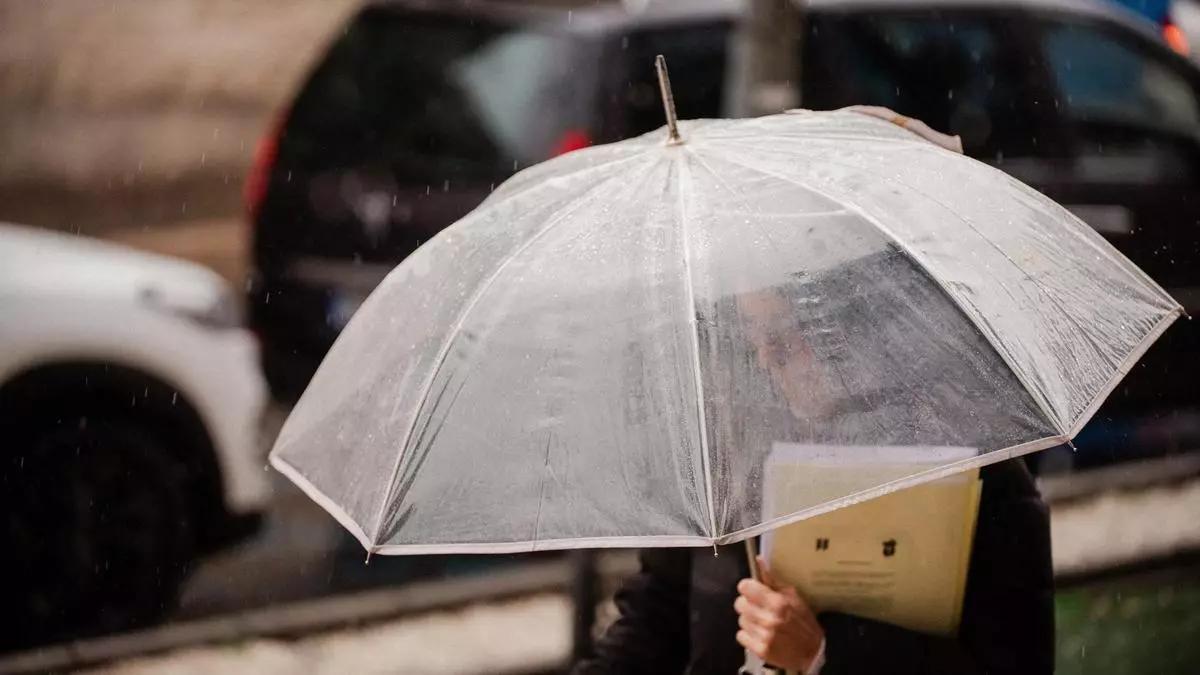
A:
[269,60,1182,558]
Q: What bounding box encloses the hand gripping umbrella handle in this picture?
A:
[741,538,789,674]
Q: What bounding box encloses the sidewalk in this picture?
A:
[85,595,570,675]
[1051,474,1200,579]
[6,459,1198,675]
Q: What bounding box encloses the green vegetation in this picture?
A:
[1056,568,1200,675]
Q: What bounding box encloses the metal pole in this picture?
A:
[655,54,682,143]
[726,0,802,118]
[570,549,599,662]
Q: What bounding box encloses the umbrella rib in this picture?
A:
[794,149,1122,378]
[705,150,1068,436]
[987,162,1182,314]
[674,153,720,542]
[367,159,654,547]
[787,149,1159,421]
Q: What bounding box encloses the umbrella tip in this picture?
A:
[655,54,682,144]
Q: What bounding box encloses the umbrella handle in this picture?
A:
[742,538,792,675]
[745,537,763,582]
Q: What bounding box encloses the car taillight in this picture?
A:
[244,118,282,220]
[1165,21,1190,56]
[551,129,592,157]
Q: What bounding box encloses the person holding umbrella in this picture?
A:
[267,59,1180,675]
[573,250,1056,674]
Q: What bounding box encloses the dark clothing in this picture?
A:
[573,459,1054,675]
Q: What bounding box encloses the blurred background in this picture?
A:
[1,0,1199,673]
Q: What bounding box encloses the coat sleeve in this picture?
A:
[571,548,693,675]
[818,459,1056,675]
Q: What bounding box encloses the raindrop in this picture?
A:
[171,392,178,405]
[181,202,188,214]
[426,185,431,195]
[265,292,272,305]
[443,179,450,192]
[287,170,293,182]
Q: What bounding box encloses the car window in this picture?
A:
[1039,19,1200,138]
[617,24,730,138]
[803,13,1049,158]
[281,9,595,179]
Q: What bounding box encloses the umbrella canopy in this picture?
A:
[270,105,1182,555]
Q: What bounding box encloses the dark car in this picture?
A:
[248,0,1200,467]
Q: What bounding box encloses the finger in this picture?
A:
[736,630,767,658]
[739,613,775,639]
[755,555,780,589]
[735,596,782,627]
[737,578,780,607]
[781,585,817,617]
[752,559,814,612]
[739,582,793,617]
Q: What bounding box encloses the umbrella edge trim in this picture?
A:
[713,433,1069,546]
[269,310,1181,556]
[1067,307,1184,438]
[269,453,376,552]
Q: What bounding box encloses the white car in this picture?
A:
[0,223,270,648]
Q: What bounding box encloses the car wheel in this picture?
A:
[1,420,196,649]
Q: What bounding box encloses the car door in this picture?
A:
[275,12,600,264]
[801,9,1071,175]
[1025,12,1200,293]
[1023,11,1200,428]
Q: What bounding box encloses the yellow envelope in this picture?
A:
[762,444,982,637]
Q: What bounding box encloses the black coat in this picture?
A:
[573,459,1054,675]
